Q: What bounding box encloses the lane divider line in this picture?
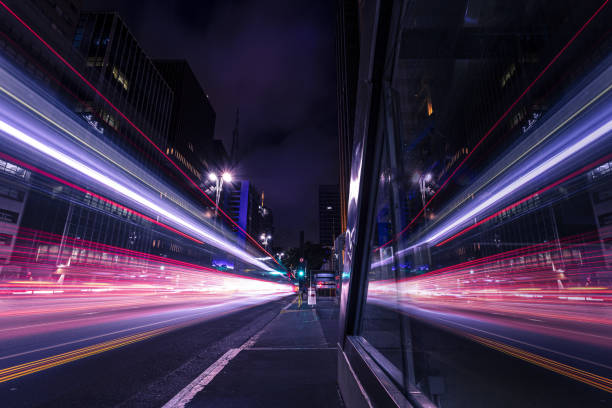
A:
[0,327,169,383]
[161,348,241,408]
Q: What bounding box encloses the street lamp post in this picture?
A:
[260,233,272,249]
[208,171,232,218]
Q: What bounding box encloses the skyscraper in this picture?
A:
[319,185,341,247]
[73,12,174,169]
[154,60,217,192]
[335,0,359,233]
[220,181,274,251]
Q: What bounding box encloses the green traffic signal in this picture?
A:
[298,269,304,278]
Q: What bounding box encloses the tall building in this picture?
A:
[335,0,360,233]
[230,108,240,167]
[0,4,204,275]
[154,60,216,178]
[0,158,30,270]
[1,5,173,173]
[223,181,258,248]
[319,185,341,246]
[206,139,230,173]
[0,0,83,272]
[222,181,274,251]
[2,0,82,44]
[154,59,218,205]
[0,1,88,117]
[73,12,174,170]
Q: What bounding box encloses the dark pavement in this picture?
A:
[186,296,343,408]
[0,296,292,407]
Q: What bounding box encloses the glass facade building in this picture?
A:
[319,184,341,247]
[337,1,612,407]
[73,12,173,169]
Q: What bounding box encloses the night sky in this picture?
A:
[85,0,338,247]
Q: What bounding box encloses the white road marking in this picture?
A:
[162,298,290,408]
[161,347,241,408]
[282,297,297,310]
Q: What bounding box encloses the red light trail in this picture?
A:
[0,226,292,299]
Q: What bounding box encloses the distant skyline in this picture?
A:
[85,0,339,247]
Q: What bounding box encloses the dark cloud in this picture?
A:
[85,0,338,246]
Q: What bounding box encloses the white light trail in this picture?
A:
[424,118,612,244]
[371,110,612,270]
[0,119,275,272]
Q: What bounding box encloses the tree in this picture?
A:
[284,241,330,271]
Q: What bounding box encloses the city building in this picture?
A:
[1,5,173,175]
[0,158,30,273]
[319,184,341,247]
[73,12,174,170]
[336,1,612,407]
[0,4,214,275]
[204,139,231,174]
[222,181,274,251]
[2,0,82,46]
[154,59,216,186]
[0,0,89,124]
[335,0,359,233]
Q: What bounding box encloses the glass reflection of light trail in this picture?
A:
[375,0,610,251]
[368,230,612,391]
[373,59,612,269]
[368,60,612,392]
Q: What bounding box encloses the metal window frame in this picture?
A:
[337,1,438,407]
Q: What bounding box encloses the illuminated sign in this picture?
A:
[81,113,104,135]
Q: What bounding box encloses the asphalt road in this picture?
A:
[0,293,292,407]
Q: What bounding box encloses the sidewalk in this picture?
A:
[185,296,343,408]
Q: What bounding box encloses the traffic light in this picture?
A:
[297,257,306,280]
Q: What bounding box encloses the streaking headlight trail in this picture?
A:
[0,60,279,274]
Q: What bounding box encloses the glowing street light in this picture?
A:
[208,171,233,218]
[260,233,272,248]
